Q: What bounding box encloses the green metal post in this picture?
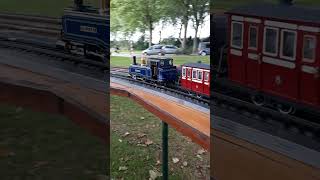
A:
[162,122,168,180]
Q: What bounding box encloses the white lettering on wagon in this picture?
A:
[80,26,97,33]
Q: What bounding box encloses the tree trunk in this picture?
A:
[182,17,188,51]
[192,26,199,54]
[149,20,153,47]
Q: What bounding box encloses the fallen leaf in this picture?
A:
[137,143,147,147]
[183,161,188,166]
[196,154,202,160]
[124,157,129,162]
[137,133,146,138]
[149,170,160,180]
[122,132,130,137]
[145,139,153,146]
[118,139,122,143]
[172,158,179,164]
[140,116,145,120]
[156,160,161,166]
[118,166,128,171]
[197,149,206,155]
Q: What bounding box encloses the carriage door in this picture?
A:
[203,70,210,95]
[299,30,319,105]
[244,18,263,89]
[186,67,192,89]
[228,16,246,85]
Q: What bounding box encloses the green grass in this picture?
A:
[111,55,210,68]
[111,95,209,179]
[213,0,320,10]
[0,104,108,179]
[0,0,99,17]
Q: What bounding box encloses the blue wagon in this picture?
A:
[129,57,177,84]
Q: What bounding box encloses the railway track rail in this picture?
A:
[0,36,108,74]
[212,89,320,147]
[110,69,210,108]
[0,12,60,36]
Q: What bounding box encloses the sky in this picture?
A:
[111,15,210,43]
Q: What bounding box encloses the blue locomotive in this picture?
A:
[129,57,178,84]
[56,1,109,62]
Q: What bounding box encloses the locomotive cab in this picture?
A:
[149,60,158,80]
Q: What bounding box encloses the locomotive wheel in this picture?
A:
[277,104,295,114]
[132,75,137,80]
[251,94,265,106]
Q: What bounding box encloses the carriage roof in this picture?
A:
[182,63,210,70]
[226,3,320,24]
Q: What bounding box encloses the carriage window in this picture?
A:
[182,68,186,77]
[302,35,316,63]
[249,26,258,50]
[187,69,191,77]
[192,70,197,79]
[204,72,209,81]
[160,60,164,66]
[264,27,278,56]
[198,71,203,81]
[231,22,243,49]
[280,30,297,60]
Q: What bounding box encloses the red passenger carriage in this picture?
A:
[224,4,320,113]
[180,63,210,96]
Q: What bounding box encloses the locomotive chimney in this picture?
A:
[133,56,137,65]
[74,0,83,10]
[279,0,293,5]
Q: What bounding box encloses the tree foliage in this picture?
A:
[111,0,210,52]
[111,0,166,46]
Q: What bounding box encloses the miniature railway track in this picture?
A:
[0,36,108,74]
[0,12,60,36]
[212,89,320,145]
[110,68,210,108]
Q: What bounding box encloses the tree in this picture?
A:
[190,0,210,53]
[110,0,165,47]
[162,0,192,51]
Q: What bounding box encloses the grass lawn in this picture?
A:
[0,0,99,17]
[111,95,209,179]
[0,104,108,179]
[111,55,210,68]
